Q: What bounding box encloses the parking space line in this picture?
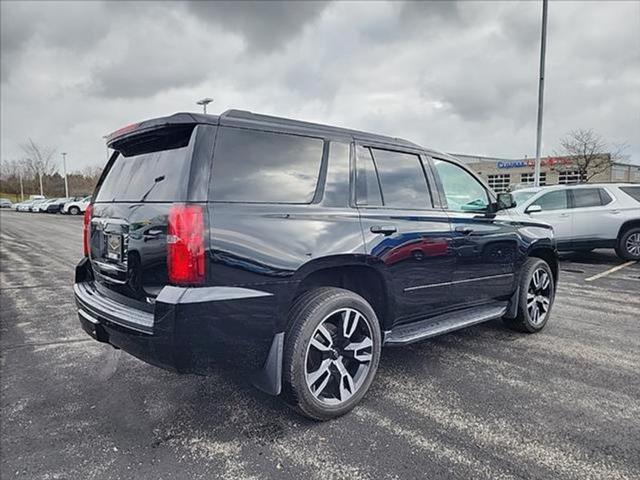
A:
[585,261,637,282]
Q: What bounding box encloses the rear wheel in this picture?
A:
[283,287,381,421]
[616,227,640,261]
[504,258,555,333]
[69,206,80,215]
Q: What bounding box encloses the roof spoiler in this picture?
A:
[105,112,218,147]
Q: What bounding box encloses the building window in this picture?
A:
[488,173,511,192]
[520,172,546,186]
[558,170,586,185]
[611,166,627,182]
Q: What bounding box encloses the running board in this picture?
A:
[384,304,508,346]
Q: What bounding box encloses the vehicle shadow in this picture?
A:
[558,249,620,265]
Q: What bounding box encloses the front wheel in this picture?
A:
[504,258,555,333]
[69,206,80,215]
[283,287,382,421]
[616,227,640,261]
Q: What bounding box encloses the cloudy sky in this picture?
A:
[1,0,639,172]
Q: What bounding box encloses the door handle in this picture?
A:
[559,213,570,218]
[370,225,397,235]
[454,226,474,235]
[610,210,621,215]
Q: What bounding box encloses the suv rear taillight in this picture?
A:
[167,204,205,286]
[83,204,93,256]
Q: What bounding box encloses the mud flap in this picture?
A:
[503,287,520,319]
[251,332,284,396]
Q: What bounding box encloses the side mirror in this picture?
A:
[526,205,542,214]
[496,192,516,210]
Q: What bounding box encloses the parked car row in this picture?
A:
[11,196,91,215]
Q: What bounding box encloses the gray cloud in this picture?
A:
[0,0,638,171]
[0,1,110,81]
[185,1,330,52]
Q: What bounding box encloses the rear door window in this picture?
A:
[210,127,323,203]
[369,148,431,209]
[355,146,382,206]
[571,188,606,208]
[95,125,195,202]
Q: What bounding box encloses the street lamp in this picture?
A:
[196,97,213,114]
[533,0,548,187]
[61,152,69,198]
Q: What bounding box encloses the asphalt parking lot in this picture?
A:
[1,210,639,480]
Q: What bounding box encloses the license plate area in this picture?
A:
[106,233,122,261]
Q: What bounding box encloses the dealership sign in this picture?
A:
[497,157,574,169]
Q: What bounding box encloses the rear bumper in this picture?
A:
[74,272,283,393]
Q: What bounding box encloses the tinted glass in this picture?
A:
[323,142,351,207]
[620,186,640,202]
[572,188,603,208]
[434,159,489,212]
[511,190,538,205]
[535,190,567,211]
[370,149,431,209]
[211,127,323,203]
[599,189,613,205]
[355,146,382,206]
[95,126,194,202]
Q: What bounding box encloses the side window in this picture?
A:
[369,148,431,209]
[599,189,613,205]
[535,190,567,211]
[433,159,489,212]
[355,146,382,206]
[210,127,323,203]
[323,142,351,207]
[620,186,640,203]
[572,188,605,208]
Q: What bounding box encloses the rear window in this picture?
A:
[210,127,323,203]
[95,125,195,202]
[620,186,640,202]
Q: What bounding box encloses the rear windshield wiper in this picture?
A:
[139,175,166,202]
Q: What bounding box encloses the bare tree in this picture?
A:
[0,159,31,199]
[20,138,57,195]
[557,129,628,182]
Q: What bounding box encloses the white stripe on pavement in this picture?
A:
[585,260,636,282]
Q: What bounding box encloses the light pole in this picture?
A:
[61,152,69,197]
[19,170,24,201]
[36,160,43,197]
[102,135,110,162]
[196,97,213,114]
[533,0,548,187]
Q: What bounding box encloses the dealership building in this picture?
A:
[451,153,640,192]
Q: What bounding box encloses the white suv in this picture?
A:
[62,196,91,215]
[511,184,640,260]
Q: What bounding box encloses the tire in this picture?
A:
[69,206,80,215]
[504,258,555,333]
[283,287,382,421]
[615,227,640,261]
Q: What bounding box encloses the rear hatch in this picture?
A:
[89,124,201,306]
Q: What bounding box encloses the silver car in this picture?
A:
[510,184,640,260]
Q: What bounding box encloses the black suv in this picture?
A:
[75,110,558,420]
